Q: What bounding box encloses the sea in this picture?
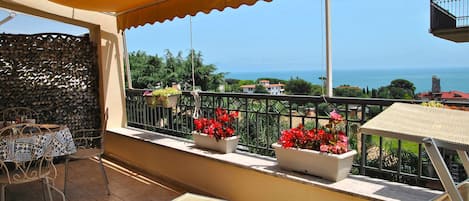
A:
[224,67,469,93]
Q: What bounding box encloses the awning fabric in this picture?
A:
[49,0,272,30]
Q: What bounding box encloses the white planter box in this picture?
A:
[272,142,357,182]
[192,132,239,154]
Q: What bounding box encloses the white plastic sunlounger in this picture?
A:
[360,102,469,201]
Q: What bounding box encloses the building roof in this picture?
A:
[441,91,469,99]
[240,85,256,88]
[267,84,285,87]
[240,83,285,88]
[419,90,469,100]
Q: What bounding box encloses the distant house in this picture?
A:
[240,80,285,95]
[419,91,469,102]
[418,76,469,102]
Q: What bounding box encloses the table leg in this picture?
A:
[456,150,469,177]
[424,138,463,201]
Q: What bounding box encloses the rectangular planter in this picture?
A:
[192,132,239,154]
[144,94,180,108]
[272,143,357,182]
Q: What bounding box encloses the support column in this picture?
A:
[325,0,333,97]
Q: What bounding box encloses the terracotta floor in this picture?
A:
[4,158,186,201]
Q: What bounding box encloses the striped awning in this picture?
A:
[48,0,272,30]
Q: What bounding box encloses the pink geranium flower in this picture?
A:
[278,111,349,154]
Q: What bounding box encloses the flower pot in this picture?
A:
[272,142,357,182]
[144,94,180,108]
[192,132,240,154]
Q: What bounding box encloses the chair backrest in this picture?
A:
[0,123,56,184]
[73,108,108,155]
[0,107,39,127]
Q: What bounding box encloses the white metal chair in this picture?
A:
[0,107,39,127]
[63,108,110,196]
[0,123,65,201]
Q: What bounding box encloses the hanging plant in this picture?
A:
[143,88,181,108]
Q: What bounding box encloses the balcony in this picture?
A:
[430,0,469,42]
[2,1,469,200]
[112,89,469,200]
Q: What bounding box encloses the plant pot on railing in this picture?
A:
[192,132,240,154]
[143,88,181,108]
[272,143,356,181]
[192,108,240,154]
[273,110,357,182]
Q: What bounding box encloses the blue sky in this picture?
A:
[1,0,469,73]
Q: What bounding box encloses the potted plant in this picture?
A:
[272,110,357,182]
[192,108,239,153]
[143,87,182,108]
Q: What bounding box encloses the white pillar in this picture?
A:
[123,31,133,89]
[325,0,333,97]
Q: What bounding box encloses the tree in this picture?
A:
[311,84,323,96]
[225,78,240,85]
[254,84,269,94]
[255,78,286,85]
[239,80,255,85]
[371,88,378,98]
[390,79,416,92]
[129,51,163,88]
[285,77,312,95]
[334,85,364,97]
[128,50,224,91]
[377,79,415,99]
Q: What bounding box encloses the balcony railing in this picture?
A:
[126,89,469,189]
[432,0,469,28]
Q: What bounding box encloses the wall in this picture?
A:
[0,0,126,128]
[105,132,367,201]
[0,33,100,131]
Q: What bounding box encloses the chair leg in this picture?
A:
[98,156,110,195]
[1,184,6,201]
[42,179,48,201]
[43,178,53,201]
[63,157,70,196]
[45,179,66,201]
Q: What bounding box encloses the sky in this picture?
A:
[1,0,469,73]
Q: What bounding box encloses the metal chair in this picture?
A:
[63,108,110,196]
[0,107,39,127]
[0,123,66,201]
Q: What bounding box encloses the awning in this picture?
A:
[48,0,272,30]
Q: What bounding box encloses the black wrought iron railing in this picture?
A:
[432,0,469,28]
[126,89,469,189]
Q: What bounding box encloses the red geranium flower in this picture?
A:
[278,111,350,154]
[193,108,239,141]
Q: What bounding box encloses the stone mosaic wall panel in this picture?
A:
[0,33,101,132]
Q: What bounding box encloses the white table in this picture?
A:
[360,103,469,201]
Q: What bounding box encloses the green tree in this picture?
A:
[255,78,287,84]
[128,50,224,91]
[377,79,415,99]
[311,84,323,96]
[285,77,312,95]
[334,85,364,97]
[239,80,255,85]
[129,51,163,88]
